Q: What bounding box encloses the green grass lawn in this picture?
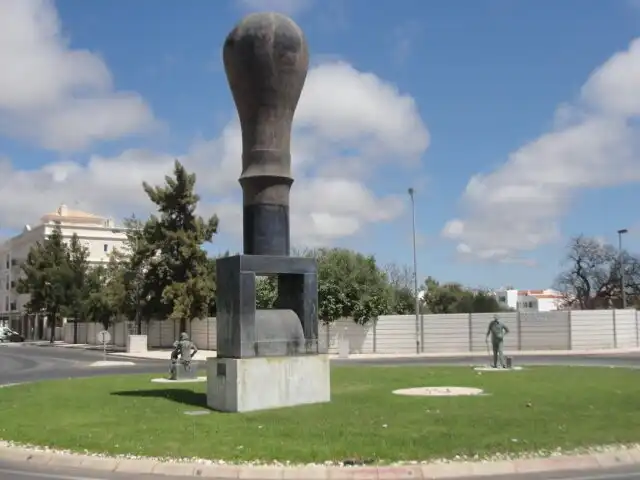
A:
[1,366,639,464]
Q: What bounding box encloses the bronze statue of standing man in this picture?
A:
[486,315,509,368]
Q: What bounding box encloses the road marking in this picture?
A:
[0,467,108,479]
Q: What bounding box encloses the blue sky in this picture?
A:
[1,0,639,291]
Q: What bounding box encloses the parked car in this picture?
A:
[0,327,24,343]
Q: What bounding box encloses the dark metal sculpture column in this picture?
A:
[215,12,321,360]
[223,12,309,256]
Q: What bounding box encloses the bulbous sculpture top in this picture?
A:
[223,12,309,159]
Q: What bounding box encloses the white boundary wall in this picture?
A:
[63,310,639,353]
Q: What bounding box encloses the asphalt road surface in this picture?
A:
[0,343,639,480]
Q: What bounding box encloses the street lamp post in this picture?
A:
[408,188,420,354]
[618,229,628,309]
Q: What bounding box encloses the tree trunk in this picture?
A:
[49,311,56,343]
[179,318,186,335]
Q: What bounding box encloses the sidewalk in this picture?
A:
[0,441,638,479]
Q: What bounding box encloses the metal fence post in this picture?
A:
[420,313,425,353]
[613,309,618,349]
[326,323,331,353]
[567,310,572,350]
[517,310,522,350]
[636,310,639,348]
[373,318,377,353]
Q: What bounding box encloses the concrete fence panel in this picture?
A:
[470,312,519,352]
[570,310,614,350]
[63,324,73,344]
[63,309,639,354]
[519,311,570,350]
[190,317,216,350]
[373,315,417,354]
[613,310,638,349]
[319,318,371,354]
[422,313,470,353]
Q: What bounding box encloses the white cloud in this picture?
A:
[236,0,314,16]
[442,38,640,263]
[0,0,158,151]
[0,53,429,246]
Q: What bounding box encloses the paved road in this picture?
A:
[0,343,638,480]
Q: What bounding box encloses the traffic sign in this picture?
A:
[97,330,111,344]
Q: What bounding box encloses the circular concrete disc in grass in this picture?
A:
[151,377,206,384]
[474,366,523,372]
[393,386,485,397]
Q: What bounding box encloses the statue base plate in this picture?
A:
[474,366,524,372]
[206,355,331,413]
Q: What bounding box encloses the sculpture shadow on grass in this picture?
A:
[111,389,207,409]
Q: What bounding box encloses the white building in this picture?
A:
[493,288,564,312]
[0,204,127,315]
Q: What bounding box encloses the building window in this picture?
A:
[4,276,8,291]
[103,244,108,253]
[10,301,16,312]
[4,255,8,269]
[4,297,7,312]
[498,296,506,303]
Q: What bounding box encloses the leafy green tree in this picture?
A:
[64,234,90,322]
[84,266,115,329]
[17,226,72,343]
[141,160,219,333]
[205,251,233,316]
[107,216,154,332]
[383,263,416,314]
[422,277,503,313]
[256,276,278,309]
[310,248,390,325]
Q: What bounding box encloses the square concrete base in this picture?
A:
[171,362,197,380]
[126,335,147,353]
[206,355,331,413]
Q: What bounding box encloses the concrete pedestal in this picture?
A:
[206,355,331,413]
[126,335,147,353]
[171,362,197,380]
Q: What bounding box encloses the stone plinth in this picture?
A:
[206,355,330,413]
[126,335,147,353]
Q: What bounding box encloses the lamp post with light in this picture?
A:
[408,188,420,354]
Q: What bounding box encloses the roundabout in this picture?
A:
[2,345,640,479]
[2,363,640,465]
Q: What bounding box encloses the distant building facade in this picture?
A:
[493,288,564,312]
[0,204,127,315]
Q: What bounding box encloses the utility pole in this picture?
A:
[408,188,420,354]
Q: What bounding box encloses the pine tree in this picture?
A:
[17,226,73,342]
[65,234,90,322]
[141,160,219,333]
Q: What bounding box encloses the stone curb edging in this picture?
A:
[1,444,639,479]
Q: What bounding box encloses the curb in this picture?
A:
[0,443,639,479]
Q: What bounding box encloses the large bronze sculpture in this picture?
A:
[207,12,330,413]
